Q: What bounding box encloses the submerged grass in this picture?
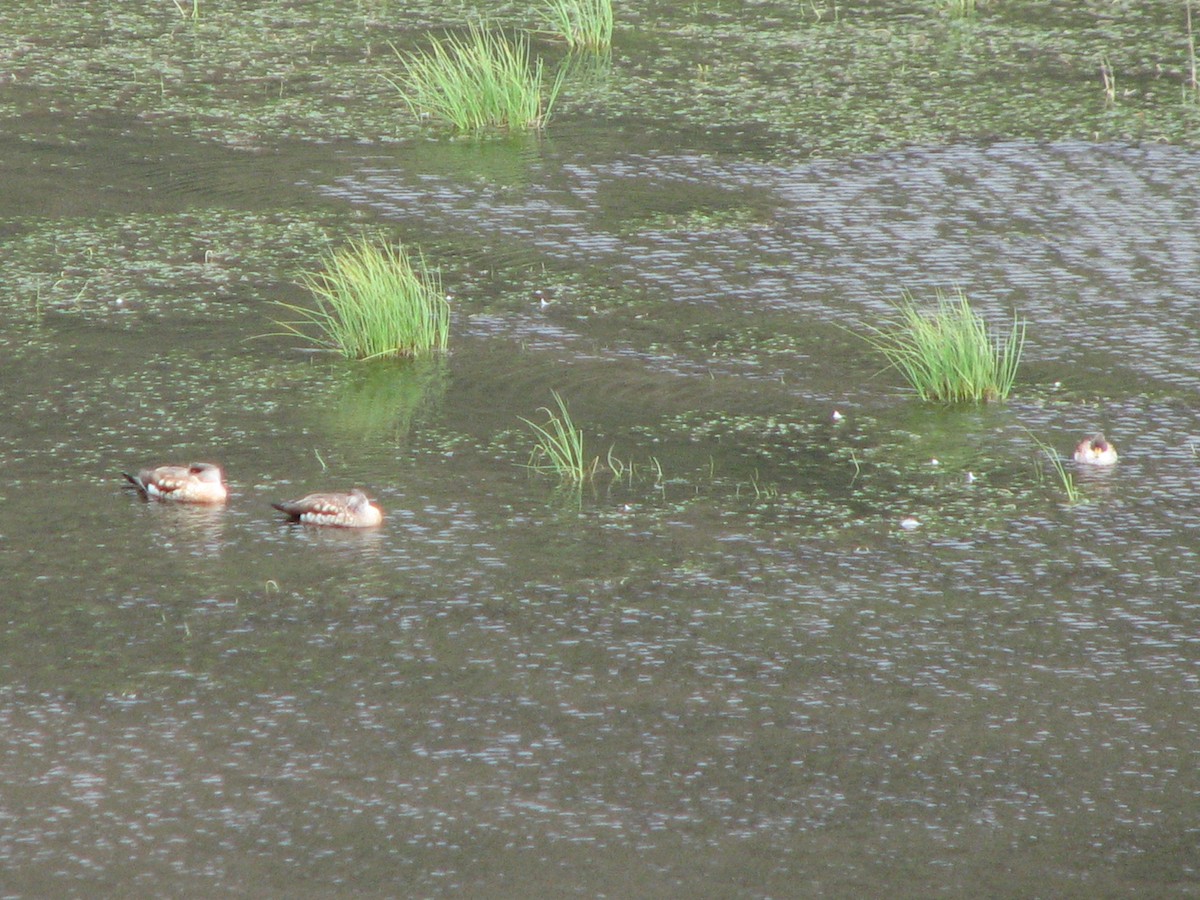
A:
[543,0,614,51]
[388,23,565,132]
[521,391,599,483]
[859,288,1025,403]
[275,239,449,360]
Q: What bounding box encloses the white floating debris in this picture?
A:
[965,471,976,483]
[899,516,921,531]
[929,458,940,466]
[831,409,844,422]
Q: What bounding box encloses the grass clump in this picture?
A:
[389,23,564,132]
[521,391,599,483]
[542,0,614,51]
[860,288,1024,403]
[276,238,449,360]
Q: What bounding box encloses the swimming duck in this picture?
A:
[1073,434,1118,466]
[271,489,383,528]
[122,462,228,504]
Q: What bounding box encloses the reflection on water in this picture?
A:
[321,356,448,443]
[125,498,230,556]
[269,518,389,560]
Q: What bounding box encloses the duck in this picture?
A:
[122,462,228,504]
[1073,434,1118,466]
[271,489,383,528]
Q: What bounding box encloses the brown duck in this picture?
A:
[272,489,383,528]
[123,462,228,504]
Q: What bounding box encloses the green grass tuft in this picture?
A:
[388,23,565,133]
[274,238,449,360]
[542,0,614,51]
[521,391,599,483]
[859,288,1025,403]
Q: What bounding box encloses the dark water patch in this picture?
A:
[0,108,353,220]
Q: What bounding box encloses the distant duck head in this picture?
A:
[1073,434,1118,466]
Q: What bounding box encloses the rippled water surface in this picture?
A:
[2,0,1199,895]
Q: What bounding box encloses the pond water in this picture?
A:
[2,1,1199,895]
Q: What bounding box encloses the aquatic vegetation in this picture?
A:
[803,2,840,24]
[656,407,1010,534]
[1188,1,1199,103]
[1027,432,1081,503]
[1100,54,1118,106]
[542,0,614,51]
[858,289,1025,403]
[937,0,976,19]
[555,44,614,94]
[276,238,449,360]
[4,210,338,321]
[521,390,598,483]
[171,0,199,19]
[4,3,1200,150]
[606,446,663,486]
[388,23,564,132]
[744,470,779,500]
[633,205,765,235]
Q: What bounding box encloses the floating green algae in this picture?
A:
[1,1,1196,153]
[1,210,349,322]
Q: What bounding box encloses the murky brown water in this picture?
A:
[2,1,1199,895]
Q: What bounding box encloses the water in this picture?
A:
[2,1,1199,895]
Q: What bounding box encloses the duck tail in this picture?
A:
[272,501,301,519]
[122,472,148,495]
